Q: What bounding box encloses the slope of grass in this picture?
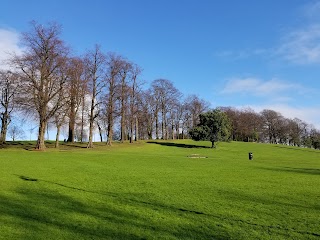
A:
[0,140,319,239]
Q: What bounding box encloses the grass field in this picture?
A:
[0,140,319,239]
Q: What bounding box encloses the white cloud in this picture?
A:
[221,78,302,97]
[277,24,320,64]
[221,78,259,93]
[0,28,23,69]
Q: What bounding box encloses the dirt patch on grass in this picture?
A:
[187,154,208,158]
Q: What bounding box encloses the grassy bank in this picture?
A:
[0,140,319,239]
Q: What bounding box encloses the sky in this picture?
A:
[1,0,320,132]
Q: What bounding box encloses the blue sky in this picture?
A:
[1,0,320,129]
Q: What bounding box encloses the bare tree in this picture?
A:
[139,90,156,139]
[53,80,69,148]
[118,58,131,143]
[287,118,308,146]
[128,63,142,143]
[185,95,210,129]
[84,45,105,148]
[309,127,320,149]
[66,57,85,143]
[12,21,69,150]
[53,107,68,148]
[8,124,25,141]
[79,76,89,143]
[237,108,262,142]
[260,109,284,143]
[105,53,123,146]
[151,79,181,140]
[0,71,20,144]
[95,117,105,142]
[183,95,210,138]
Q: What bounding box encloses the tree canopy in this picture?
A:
[189,109,232,148]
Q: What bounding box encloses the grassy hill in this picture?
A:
[0,140,319,239]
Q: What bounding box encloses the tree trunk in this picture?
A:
[97,122,103,142]
[80,97,85,143]
[120,109,125,142]
[120,86,126,143]
[130,116,134,143]
[67,124,74,142]
[211,141,215,148]
[171,119,175,140]
[107,97,113,146]
[176,122,180,140]
[87,88,95,148]
[161,109,165,139]
[107,105,113,146]
[36,119,47,150]
[155,111,159,139]
[0,111,9,144]
[55,125,61,148]
[67,102,75,142]
[107,123,113,146]
[135,116,139,141]
[148,128,152,140]
[87,115,94,148]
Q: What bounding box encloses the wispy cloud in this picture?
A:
[220,78,319,127]
[277,24,320,64]
[271,1,320,64]
[221,78,302,97]
[217,2,320,65]
[303,1,320,20]
[0,28,23,69]
[217,24,320,65]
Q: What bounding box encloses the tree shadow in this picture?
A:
[259,166,320,176]
[273,145,320,154]
[5,174,319,239]
[147,141,210,149]
[216,188,320,238]
[61,143,88,149]
[0,141,90,150]
[0,175,234,239]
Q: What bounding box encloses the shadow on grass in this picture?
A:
[5,174,319,239]
[0,175,232,240]
[0,141,90,150]
[0,141,35,150]
[147,141,211,149]
[259,166,320,176]
[62,143,88,149]
[273,145,320,153]
[216,189,320,238]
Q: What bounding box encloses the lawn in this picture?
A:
[0,140,319,239]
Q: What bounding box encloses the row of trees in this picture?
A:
[0,21,319,150]
[221,107,320,149]
[0,22,210,150]
[188,107,320,150]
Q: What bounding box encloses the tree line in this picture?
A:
[189,107,320,150]
[220,107,320,149]
[0,22,210,149]
[0,21,319,150]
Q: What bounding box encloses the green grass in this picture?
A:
[0,140,319,239]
